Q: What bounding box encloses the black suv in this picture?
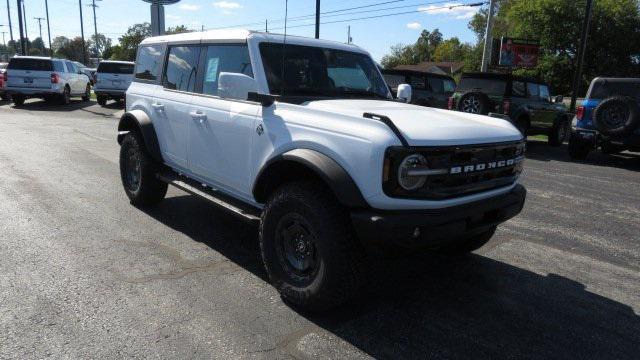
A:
[382,69,456,109]
[449,72,570,146]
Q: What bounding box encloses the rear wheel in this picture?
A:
[119,132,168,206]
[12,95,25,106]
[0,94,10,102]
[548,117,569,146]
[59,86,71,105]
[568,134,591,160]
[458,92,490,115]
[81,84,91,101]
[514,116,529,137]
[435,227,496,255]
[97,95,107,106]
[259,182,364,312]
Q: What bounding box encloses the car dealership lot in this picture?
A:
[0,100,638,359]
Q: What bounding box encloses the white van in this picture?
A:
[94,60,135,106]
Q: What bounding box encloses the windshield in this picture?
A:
[458,77,506,94]
[588,79,640,100]
[260,42,390,100]
[8,58,53,71]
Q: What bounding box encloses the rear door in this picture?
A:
[426,76,455,109]
[64,61,81,93]
[409,74,430,105]
[536,84,557,128]
[97,62,135,91]
[526,82,547,128]
[7,58,53,90]
[154,45,201,171]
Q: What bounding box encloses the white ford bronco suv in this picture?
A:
[118,30,526,311]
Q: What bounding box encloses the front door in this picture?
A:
[154,45,202,171]
[187,43,259,198]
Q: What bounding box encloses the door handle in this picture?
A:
[189,110,207,123]
[151,103,165,111]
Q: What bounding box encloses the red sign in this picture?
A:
[499,38,540,68]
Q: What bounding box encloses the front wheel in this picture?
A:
[568,134,591,160]
[59,86,71,105]
[82,84,91,101]
[97,95,107,106]
[12,95,25,106]
[548,118,569,146]
[119,132,168,206]
[435,227,496,255]
[259,182,364,312]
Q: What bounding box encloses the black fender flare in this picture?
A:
[117,110,162,162]
[252,149,368,208]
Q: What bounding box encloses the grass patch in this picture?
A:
[528,134,548,141]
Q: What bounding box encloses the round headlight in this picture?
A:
[397,154,427,190]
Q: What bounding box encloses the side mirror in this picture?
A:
[397,84,412,103]
[553,95,564,103]
[218,72,257,101]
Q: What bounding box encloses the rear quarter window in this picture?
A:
[8,58,53,71]
[458,77,506,94]
[135,45,164,81]
[98,62,135,74]
[588,80,640,100]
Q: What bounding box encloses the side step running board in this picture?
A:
[157,171,261,224]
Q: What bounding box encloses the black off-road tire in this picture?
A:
[435,226,496,255]
[12,95,25,106]
[97,95,107,106]
[0,94,10,102]
[568,134,591,160]
[458,92,491,115]
[119,132,168,206]
[593,96,639,138]
[82,84,91,102]
[548,117,569,146]
[601,142,627,155]
[259,182,364,312]
[59,86,71,105]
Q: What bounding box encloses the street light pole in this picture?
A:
[16,0,24,54]
[570,0,594,112]
[88,0,100,58]
[480,0,496,72]
[315,0,320,39]
[78,0,87,64]
[6,0,14,43]
[45,0,52,56]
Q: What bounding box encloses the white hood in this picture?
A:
[304,99,523,146]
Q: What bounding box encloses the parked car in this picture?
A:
[0,62,9,101]
[381,69,456,109]
[568,77,640,159]
[94,60,135,106]
[5,56,91,106]
[118,30,526,311]
[449,72,570,146]
[74,61,97,85]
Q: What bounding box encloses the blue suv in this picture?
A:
[569,78,640,159]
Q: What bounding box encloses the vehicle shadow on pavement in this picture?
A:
[525,140,640,172]
[8,99,96,112]
[142,194,640,359]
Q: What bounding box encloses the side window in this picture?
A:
[53,61,64,73]
[539,85,550,102]
[427,77,444,93]
[409,76,426,90]
[526,82,539,99]
[383,74,405,90]
[512,81,526,97]
[163,46,201,92]
[443,79,456,93]
[201,44,253,96]
[135,45,164,81]
[66,61,76,73]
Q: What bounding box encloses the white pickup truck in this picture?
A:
[118,30,526,311]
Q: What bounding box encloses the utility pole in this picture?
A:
[1,31,6,46]
[44,0,51,55]
[265,19,267,32]
[570,0,594,112]
[16,0,24,54]
[87,0,100,58]
[21,0,26,41]
[34,16,44,52]
[347,25,351,44]
[480,0,496,72]
[315,0,320,39]
[78,0,87,64]
[6,0,14,43]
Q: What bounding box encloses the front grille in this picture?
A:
[383,141,525,200]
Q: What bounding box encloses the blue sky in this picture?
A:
[6,0,482,61]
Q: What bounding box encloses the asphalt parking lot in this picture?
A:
[0,98,638,359]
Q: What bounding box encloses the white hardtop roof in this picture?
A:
[140,29,368,54]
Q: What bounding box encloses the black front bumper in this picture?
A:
[351,184,526,249]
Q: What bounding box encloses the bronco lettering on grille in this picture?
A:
[450,156,524,174]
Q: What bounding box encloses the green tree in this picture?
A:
[88,33,112,58]
[118,22,152,61]
[51,36,70,53]
[167,25,192,34]
[55,37,90,63]
[432,37,473,62]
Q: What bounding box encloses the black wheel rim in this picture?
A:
[274,213,318,286]
[124,145,141,192]
[557,123,566,141]
[601,103,628,128]
[462,95,480,113]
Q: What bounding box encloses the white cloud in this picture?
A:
[418,2,480,20]
[179,3,201,11]
[213,1,242,9]
[406,22,422,30]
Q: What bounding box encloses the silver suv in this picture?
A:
[94,60,135,106]
[5,56,91,106]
